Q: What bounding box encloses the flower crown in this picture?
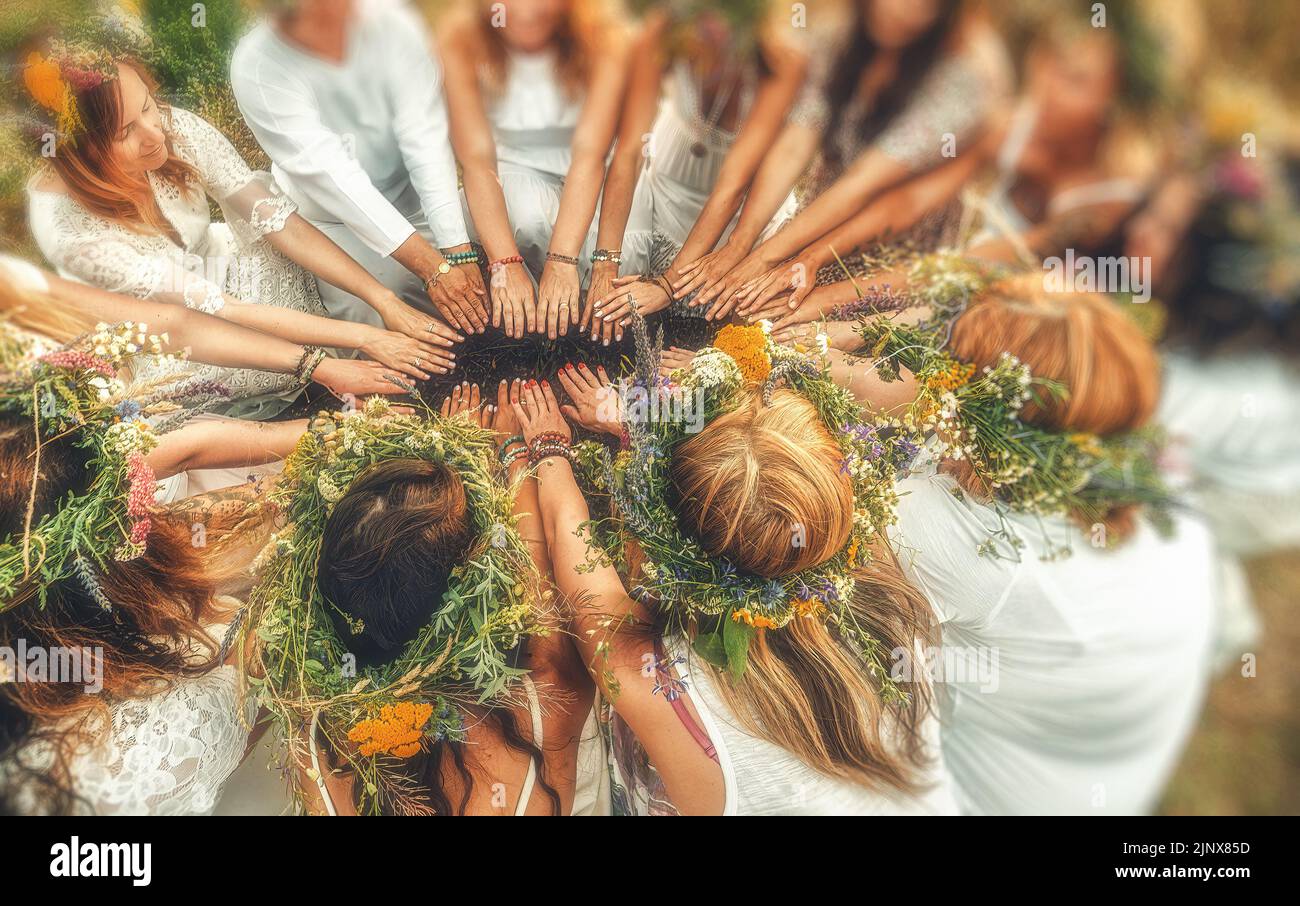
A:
[575,316,909,695]
[0,320,219,614]
[20,40,119,144]
[855,296,1175,561]
[244,398,544,815]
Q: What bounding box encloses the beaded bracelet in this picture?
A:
[489,255,524,272]
[443,249,481,266]
[528,440,574,466]
[545,252,580,267]
[496,434,525,460]
[591,248,622,265]
[295,345,327,384]
[502,446,531,468]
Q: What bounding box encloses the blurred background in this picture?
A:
[1,0,1296,813]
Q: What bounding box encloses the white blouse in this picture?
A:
[889,458,1215,815]
[231,0,469,256]
[1160,350,1300,554]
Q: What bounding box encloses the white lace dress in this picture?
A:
[3,663,252,816]
[27,106,327,420]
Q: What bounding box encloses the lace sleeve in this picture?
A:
[59,237,228,314]
[166,106,297,243]
[69,667,252,816]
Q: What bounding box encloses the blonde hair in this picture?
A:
[947,275,1162,535]
[663,390,935,793]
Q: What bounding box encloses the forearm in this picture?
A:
[509,461,551,576]
[549,153,608,256]
[147,418,308,479]
[677,183,747,264]
[266,214,396,311]
[594,147,646,253]
[218,301,376,351]
[459,162,521,262]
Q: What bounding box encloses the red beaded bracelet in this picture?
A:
[489,255,524,271]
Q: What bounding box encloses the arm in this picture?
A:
[515,382,725,814]
[438,16,536,338]
[669,40,808,281]
[146,418,308,479]
[537,30,631,339]
[582,13,669,342]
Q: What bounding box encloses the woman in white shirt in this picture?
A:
[518,378,957,816]
[231,0,489,336]
[438,0,629,340]
[828,281,1215,813]
[23,47,458,419]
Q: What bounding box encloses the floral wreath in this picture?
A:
[855,309,1175,561]
[19,39,119,144]
[243,397,544,815]
[574,316,910,698]
[0,320,218,614]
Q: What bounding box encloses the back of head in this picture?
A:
[317,459,475,668]
[950,276,1160,436]
[666,390,933,794]
[669,389,853,577]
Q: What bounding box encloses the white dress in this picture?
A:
[604,636,959,816]
[27,106,324,420]
[231,0,469,327]
[889,455,1215,815]
[3,660,251,816]
[464,48,597,281]
[620,61,798,273]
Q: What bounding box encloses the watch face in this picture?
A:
[439,261,452,274]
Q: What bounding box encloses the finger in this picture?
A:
[497,378,510,411]
[579,291,595,331]
[539,379,558,410]
[574,362,598,391]
[557,366,581,401]
[560,404,579,422]
[510,399,529,431]
[673,258,702,282]
[439,393,451,417]
[595,365,610,387]
[469,383,481,413]
[510,378,522,406]
[677,270,710,301]
[423,318,462,347]
[491,284,502,330]
[546,293,559,340]
[522,286,538,334]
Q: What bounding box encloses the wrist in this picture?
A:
[367,290,403,316]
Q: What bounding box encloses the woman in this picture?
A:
[518,369,957,815]
[674,0,1010,320]
[578,4,806,344]
[259,382,598,815]
[0,332,311,814]
[438,0,628,339]
[22,44,460,418]
[829,279,1216,813]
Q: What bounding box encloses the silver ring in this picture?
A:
[414,357,423,369]
[425,321,435,333]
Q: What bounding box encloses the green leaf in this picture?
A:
[722,614,753,681]
[691,631,728,669]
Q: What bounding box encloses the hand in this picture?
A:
[357,327,456,380]
[735,249,822,316]
[491,378,526,447]
[439,381,494,428]
[428,262,488,335]
[693,250,778,322]
[511,379,572,444]
[379,298,464,348]
[537,259,581,339]
[771,319,863,354]
[670,242,747,301]
[771,282,842,331]
[589,276,670,345]
[489,260,537,339]
[658,345,697,380]
[581,261,618,325]
[556,362,621,435]
[312,357,424,399]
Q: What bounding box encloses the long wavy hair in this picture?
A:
[0,412,220,815]
[44,59,199,236]
[819,0,963,167]
[657,389,937,795]
[316,459,560,815]
[947,276,1162,537]
[474,0,614,98]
